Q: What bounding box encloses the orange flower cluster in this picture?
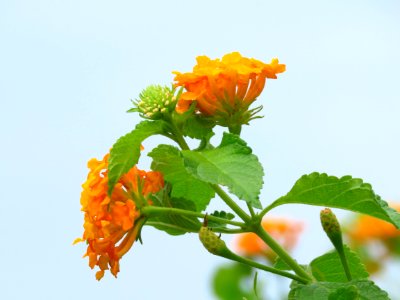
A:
[173,52,285,123]
[235,217,303,259]
[346,203,400,244]
[75,153,164,280]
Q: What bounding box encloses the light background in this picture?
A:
[1,0,399,299]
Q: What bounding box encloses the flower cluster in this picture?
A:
[173,52,285,127]
[345,203,400,273]
[75,153,164,280]
[347,203,400,243]
[234,217,303,260]
[131,85,178,119]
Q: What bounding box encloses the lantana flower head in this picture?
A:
[234,217,303,261]
[346,203,400,244]
[75,153,164,280]
[173,52,285,127]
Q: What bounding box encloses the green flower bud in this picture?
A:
[198,226,227,255]
[320,208,343,249]
[132,85,177,119]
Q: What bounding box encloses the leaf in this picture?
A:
[108,120,168,195]
[148,145,215,211]
[147,190,201,236]
[212,263,258,300]
[288,280,389,300]
[310,245,369,283]
[270,173,400,228]
[208,210,235,229]
[182,133,264,209]
[328,285,359,300]
[181,114,215,140]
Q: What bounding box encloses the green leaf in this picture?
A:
[212,263,258,300]
[270,173,400,228]
[147,189,201,236]
[181,114,215,140]
[310,245,369,282]
[208,210,235,229]
[148,144,215,211]
[328,285,359,300]
[182,133,264,209]
[108,120,168,195]
[288,280,389,300]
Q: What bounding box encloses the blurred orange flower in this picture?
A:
[173,52,285,126]
[346,203,400,243]
[75,153,164,280]
[234,217,303,259]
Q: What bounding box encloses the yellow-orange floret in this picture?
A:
[77,153,164,279]
[173,52,285,124]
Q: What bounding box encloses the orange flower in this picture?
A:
[346,203,400,244]
[75,153,164,280]
[173,52,285,126]
[234,217,303,259]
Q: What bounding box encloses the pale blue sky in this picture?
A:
[1,1,400,299]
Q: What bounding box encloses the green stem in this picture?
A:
[246,202,256,217]
[259,203,275,218]
[212,184,251,223]
[219,247,308,284]
[254,225,313,283]
[336,245,352,281]
[146,221,246,234]
[142,206,246,228]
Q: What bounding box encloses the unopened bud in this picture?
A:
[320,208,343,249]
[199,226,227,255]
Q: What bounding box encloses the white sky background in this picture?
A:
[1,0,400,299]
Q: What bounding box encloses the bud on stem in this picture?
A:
[320,208,352,281]
[198,225,228,255]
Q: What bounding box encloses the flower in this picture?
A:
[234,217,303,260]
[130,85,178,119]
[346,203,400,244]
[173,52,285,127]
[75,153,164,280]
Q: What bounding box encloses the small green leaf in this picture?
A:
[147,190,201,236]
[270,173,400,228]
[108,120,168,195]
[310,245,369,282]
[208,210,235,229]
[182,133,264,208]
[148,144,215,211]
[289,280,389,300]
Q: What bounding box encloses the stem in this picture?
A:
[246,202,256,217]
[146,221,246,234]
[142,206,246,228]
[254,225,313,283]
[259,202,275,218]
[336,245,352,281]
[212,184,251,223]
[219,247,308,284]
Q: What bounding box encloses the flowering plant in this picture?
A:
[76,52,399,299]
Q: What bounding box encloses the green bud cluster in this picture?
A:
[134,85,177,119]
[198,226,227,255]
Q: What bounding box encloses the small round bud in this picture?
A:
[133,85,178,119]
[199,226,227,255]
